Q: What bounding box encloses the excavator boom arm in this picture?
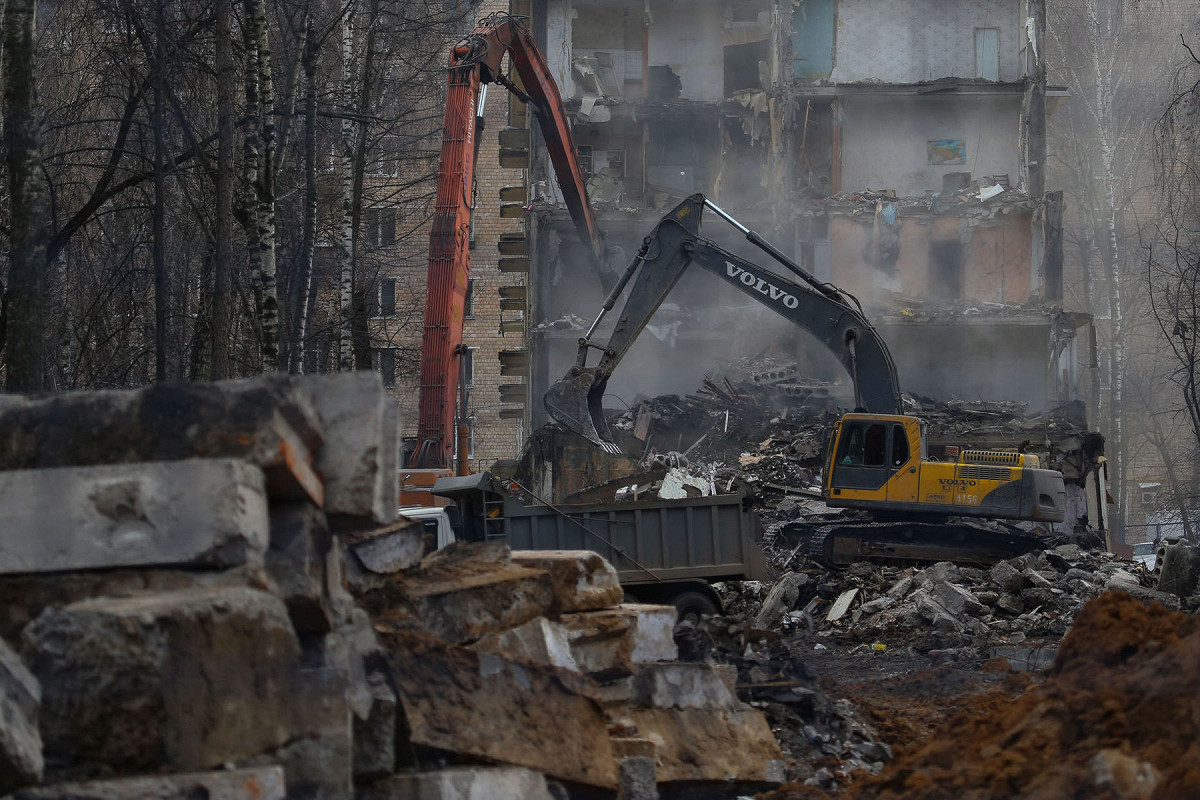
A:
[545,194,901,449]
[416,13,608,470]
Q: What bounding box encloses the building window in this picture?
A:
[975,28,999,81]
[379,277,397,317]
[464,278,475,319]
[366,207,396,248]
[376,348,396,388]
[462,346,475,388]
[576,145,594,178]
[368,136,400,177]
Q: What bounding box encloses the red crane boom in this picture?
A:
[415,12,608,471]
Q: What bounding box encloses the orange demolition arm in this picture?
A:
[415,12,607,471]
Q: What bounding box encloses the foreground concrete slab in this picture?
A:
[394,544,554,644]
[267,501,334,633]
[509,550,624,613]
[627,707,785,785]
[0,378,323,504]
[345,519,426,577]
[383,632,617,788]
[472,616,579,670]
[9,766,286,800]
[0,459,269,575]
[358,767,555,800]
[630,663,739,710]
[24,587,298,779]
[0,637,42,794]
[302,372,399,527]
[559,605,678,678]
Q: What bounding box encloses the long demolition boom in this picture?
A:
[415,12,611,471]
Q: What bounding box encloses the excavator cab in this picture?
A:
[827,415,922,501]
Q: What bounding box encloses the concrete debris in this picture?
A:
[357,767,556,800]
[7,767,287,800]
[630,662,740,710]
[343,518,426,577]
[509,549,625,613]
[382,631,618,788]
[0,459,269,575]
[377,543,555,644]
[560,604,678,678]
[267,501,335,633]
[24,586,298,780]
[472,615,579,670]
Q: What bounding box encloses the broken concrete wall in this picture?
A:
[828,202,1034,302]
[831,0,1024,84]
[838,96,1023,197]
[877,319,1054,409]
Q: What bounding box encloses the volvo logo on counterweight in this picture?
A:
[725,263,799,308]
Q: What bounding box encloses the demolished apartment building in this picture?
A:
[498,0,1088,431]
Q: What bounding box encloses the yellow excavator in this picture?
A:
[544,194,1065,566]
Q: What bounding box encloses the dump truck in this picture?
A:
[430,472,768,619]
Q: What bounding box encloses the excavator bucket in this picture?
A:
[543,367,623,454]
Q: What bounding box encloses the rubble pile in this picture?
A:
[767,590,1200,799]
[674,615,892,786]
[580,360,1096,508]
[0,374,787,800]
[736,544,1179,666]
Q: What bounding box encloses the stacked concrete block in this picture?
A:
[8,767,287,800]
[23,587,299,779]
[559,604,679,678]
[358,767,556,800]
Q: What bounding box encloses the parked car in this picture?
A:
[1133,541,1157,570]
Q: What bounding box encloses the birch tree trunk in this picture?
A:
[210,0,235,380]
[337,0,356,371]
[243,0,279,372]
[3,0,47,392]
[290,15,318,374]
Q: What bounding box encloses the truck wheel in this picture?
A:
[672,591,719,623]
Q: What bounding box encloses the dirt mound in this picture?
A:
[763,591,1200,800]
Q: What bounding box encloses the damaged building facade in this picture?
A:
[478,0,1090,442]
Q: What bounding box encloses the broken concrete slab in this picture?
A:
[8,766,286,800]
[0,378,323,504]
[826,588,859,622]
[472,616,579,670]
[282,658,353,800]
[1155,543,1200,598]
[394,544,555,644]
[929,582,986,617]
[0,636,42,794]
[268,501,334,634]
[509,550,624,613]
[560,604,678,678]
[626,707,784,785]
[990,560,1029,593]
[353,670,398,781]
[754,572,809,629]
[302,372,399,527]
[358,767,556,800]
[382,631,617,788]
[630,662,740,710]
[0,567,266,644]
[0,459,269,575]
[24,586,298,779]
[345,519,426,576]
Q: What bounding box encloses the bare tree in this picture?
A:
[4,0,50,392]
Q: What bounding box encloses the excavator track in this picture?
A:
[789,516,1046,569]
